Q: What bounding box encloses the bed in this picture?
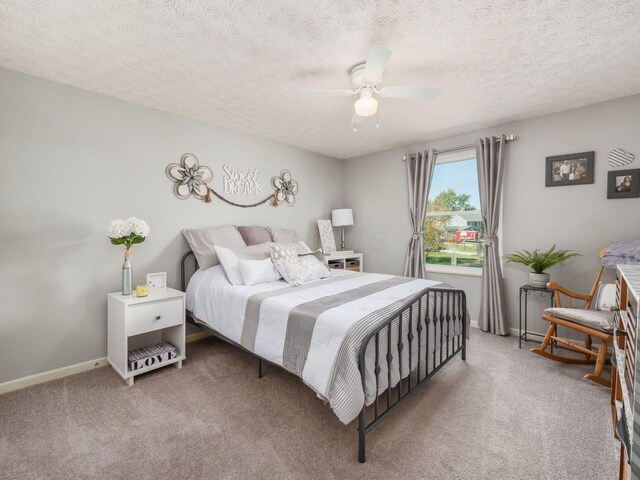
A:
[181,251,467,463]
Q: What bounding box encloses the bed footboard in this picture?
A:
[357,287,467,463]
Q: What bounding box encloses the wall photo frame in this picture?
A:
[607,169,640,199]
[545,151,595,187]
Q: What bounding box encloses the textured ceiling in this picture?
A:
[1,1,640,159]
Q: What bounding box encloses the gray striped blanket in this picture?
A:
[187,269,468,424]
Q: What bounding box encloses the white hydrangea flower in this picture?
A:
[107,219,130,239]
[127,217,150,237]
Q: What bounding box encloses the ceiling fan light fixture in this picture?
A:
[354,89,378,117]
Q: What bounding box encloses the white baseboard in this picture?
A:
[0,357,109,395]
[0,331,211,395]
[471,319,539,337]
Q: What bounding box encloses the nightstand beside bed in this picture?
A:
[107,287,186,385]
[324,251,363,272]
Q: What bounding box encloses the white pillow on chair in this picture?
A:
[592,282,616,312]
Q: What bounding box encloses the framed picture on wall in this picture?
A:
[607,169,640,199]
[545,151,595,187]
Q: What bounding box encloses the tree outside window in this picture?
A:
[424,158,485,269]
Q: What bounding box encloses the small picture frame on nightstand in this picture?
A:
[146,272,167,292]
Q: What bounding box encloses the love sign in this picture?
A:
[222,164,263,195]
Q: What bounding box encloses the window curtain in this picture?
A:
[476,136,508,335]
[403,149,435,278]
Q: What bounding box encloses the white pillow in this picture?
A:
[238,258,281,286]
[593,282,616,312]
[213,245,244,285]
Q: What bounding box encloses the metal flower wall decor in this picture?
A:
[165,154,299,208]
[165,153,213,201]
[272,169,298,206]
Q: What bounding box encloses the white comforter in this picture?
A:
[186,266,454,424]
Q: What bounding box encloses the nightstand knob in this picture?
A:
[155,315,161,320]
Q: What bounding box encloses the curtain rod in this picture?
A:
[402,134,516,161]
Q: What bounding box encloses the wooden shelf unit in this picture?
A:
[325,251,363,273]
[612,265,640,480]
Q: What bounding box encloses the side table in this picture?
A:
[519,284,555,349]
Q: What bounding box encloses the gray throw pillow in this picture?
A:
[270,243,330,286]
[182,225,246,269]
[268,227,298,243]
[237,226,272,246]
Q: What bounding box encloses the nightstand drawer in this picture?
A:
[126,299,182,336]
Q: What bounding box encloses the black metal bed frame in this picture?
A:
[181,250,467,463]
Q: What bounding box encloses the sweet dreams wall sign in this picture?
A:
[165,153,298,208]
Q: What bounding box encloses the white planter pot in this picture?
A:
[530,272,550,288]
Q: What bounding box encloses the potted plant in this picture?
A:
[504,244,580,287]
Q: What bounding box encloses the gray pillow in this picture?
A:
[235,242,272,260]
[182,225,246,269]
[268,227,298,243]
[237,226,272,246]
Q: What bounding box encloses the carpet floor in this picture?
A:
[1,329,617,479]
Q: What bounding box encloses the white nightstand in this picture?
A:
[107,287,186,386]
[324,251,364,272]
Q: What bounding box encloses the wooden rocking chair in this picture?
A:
[531,248,614,387]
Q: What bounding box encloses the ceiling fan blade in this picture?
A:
[297,89,355,97]
[380,86,441,99]
[364,46,392,83]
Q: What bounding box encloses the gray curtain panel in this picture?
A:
[476,136,508,335]
[403,149,435,278]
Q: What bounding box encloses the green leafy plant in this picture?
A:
[504,244,580,274]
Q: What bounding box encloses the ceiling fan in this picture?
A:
[298,46,441,129]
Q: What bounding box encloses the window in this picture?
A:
[424,148,484,275]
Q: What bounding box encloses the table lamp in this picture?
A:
[332,208,354,251]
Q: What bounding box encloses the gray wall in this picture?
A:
[0,68,344,384]
[344,95,640,332]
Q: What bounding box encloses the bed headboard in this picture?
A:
[180,251,199,292]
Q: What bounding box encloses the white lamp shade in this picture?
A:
[354,96,378,117]
[332,209,354,227]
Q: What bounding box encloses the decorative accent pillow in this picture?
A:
[268,227,298,243]
[295,241,312,254]
[237,226,271,246]
[300,249,329,266]
[182,225,246,269]
[270,243,330,286]
[277,256,331,287]
[269,242,299,265]
[592,282,616,312]
[214,243,278,285]
[238,258,280,286]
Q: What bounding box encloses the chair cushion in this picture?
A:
[544,307,615,332]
